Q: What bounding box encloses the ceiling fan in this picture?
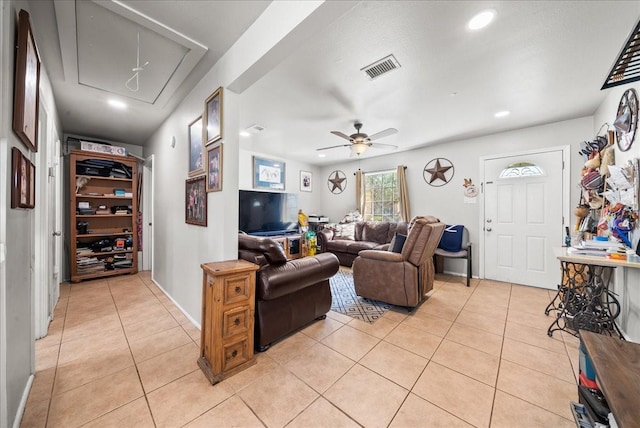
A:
[317,122,398,156]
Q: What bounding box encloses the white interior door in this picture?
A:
[48,131,61,313]
[483,149,565,289]
[142,156,154,272]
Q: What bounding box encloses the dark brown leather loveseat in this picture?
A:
[317,221,409,267]
[238,233,340,351]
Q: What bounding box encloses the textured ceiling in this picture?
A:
[27,1,640,164]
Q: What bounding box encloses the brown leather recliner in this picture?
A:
[352,217,445,307]
[238,233,339,351]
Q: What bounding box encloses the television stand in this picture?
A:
[271,234,302,260]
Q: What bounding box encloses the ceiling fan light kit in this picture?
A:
[319,122,399,156]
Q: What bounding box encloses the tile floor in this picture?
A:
[20,271,579,428]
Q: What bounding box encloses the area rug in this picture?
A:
[329,267,398,323]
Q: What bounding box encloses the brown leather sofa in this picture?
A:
[352,217,445,307]
[317,221,409,267]
[238,233,340,351]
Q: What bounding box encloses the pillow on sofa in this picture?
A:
[438,225,464,252]
[388,232,407,253]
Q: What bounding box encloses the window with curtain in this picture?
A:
[363,170,400,221]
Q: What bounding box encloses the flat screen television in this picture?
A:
[239,190,298,236]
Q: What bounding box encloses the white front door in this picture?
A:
[483,149,565,289]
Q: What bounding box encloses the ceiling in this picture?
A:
[28,1,640,165]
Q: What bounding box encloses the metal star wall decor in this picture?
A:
[327,170,347,194]
[423,158,454,187]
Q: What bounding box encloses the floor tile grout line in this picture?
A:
[487,281,512,428]
[107,276,159,428]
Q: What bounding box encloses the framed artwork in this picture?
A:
[253,156,285,190]
[11,147,34,209]
[204,87,223,144]
[185,176,207,226]
[300,170,312,192]
[206,142,223,192]
[188,116,204,177]
[12,10,41,152]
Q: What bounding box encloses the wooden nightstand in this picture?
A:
[198,259,259,385]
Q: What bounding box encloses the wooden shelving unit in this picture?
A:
[70,150,138,282]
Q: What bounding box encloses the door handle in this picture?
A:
[486,227,492,232]
[52,231,61,236]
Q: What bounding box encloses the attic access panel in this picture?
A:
[602,19,640,90]
[76,1,188,104]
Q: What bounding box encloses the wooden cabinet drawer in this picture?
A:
[222,306,250,339]
[223,274,251,305]
[222,337,251,371]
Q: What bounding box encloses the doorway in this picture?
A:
[142,155,154,274]
[480,147,569,289]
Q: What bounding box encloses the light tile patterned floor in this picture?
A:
[21,271,578,427]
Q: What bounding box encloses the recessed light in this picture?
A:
[318,153,326,158]
[468,9,496,31]
[108,99,127,109]
[239,131,251,137]
[495,110,510,118]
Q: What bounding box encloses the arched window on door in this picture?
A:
[499,161,545,178]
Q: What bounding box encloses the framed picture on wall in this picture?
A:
[185,176,207,226]
[253,156,285,190]
[188,116,204,177]
[204,87,223,144]
[12,10,41,152]
[300,170,312,192]
[206,142,223,192]
[11,147,34,209]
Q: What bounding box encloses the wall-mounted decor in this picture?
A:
[327,170,347,194]
[12,10,41,152]
[206,142,222,192]
[300,170,312,192]
[188,116,204,177]
[11,147,35,209]
[253,156,285,190]
[613,88,638,152]
[204,87,223,144]
[185,176,207,226]
[423,158,454,186]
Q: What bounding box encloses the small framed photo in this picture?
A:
[185,176,207,226]
[253,156,285,190]
[206,142,223,192]
[12,10,41,152]
[204,87,223,144]
[300,170,312,192]
[11,147,34,209]
[188,116,204,177]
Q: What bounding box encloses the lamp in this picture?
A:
[351,142,368,155]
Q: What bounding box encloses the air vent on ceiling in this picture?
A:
[361,54,401,80]
[246,124,265,134]
[602,19,640,89]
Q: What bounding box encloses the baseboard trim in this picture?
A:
[441,270,476,279]
[13,374,33,428]
[151,279,201,330]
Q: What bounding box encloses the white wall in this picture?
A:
[320,116,593,277]
[238,148,323,215]
[1,1,62,426]
[593,82,640,342]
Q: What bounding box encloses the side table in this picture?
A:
[198,259,259,385]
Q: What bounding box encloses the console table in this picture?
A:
[580,330,640,428]
[546,248,640,339]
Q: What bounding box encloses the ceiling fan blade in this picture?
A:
[316,144,351,151]
[368,128,398,141]
[330,131,352,140]
[370,142,398,150]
